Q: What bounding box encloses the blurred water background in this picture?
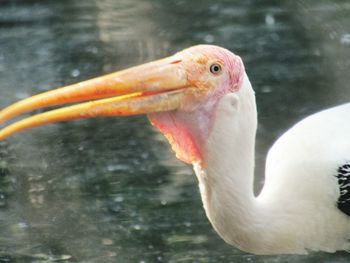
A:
[0,0,350,262]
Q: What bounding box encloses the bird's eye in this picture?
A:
[209,63,222,75]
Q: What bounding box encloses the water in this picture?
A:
[0,0,350,262]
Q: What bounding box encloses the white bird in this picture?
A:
[0,45,349,255]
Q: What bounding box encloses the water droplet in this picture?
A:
[184,221,192,227]
[265,14,275,26]
[261,86,273,93]
[0,193,6,207]
[313,48,321,56]
[15,91,30,99]
[52,254,72,260]
[340,34,350,45]
[71,69,80,77]
[106,164,130,172]
[107,251,117,257]
[17,222,29,229]
[329,31,337,40]
[204,34,215,43]
[87,46,98,54]
[133,224,142,230]
[160,200,167,206]
[102,238,114,245]
[141,152,149,159]
[114,196,124,202]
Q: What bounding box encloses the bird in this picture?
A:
[0,44,349,255]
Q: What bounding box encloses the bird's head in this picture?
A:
[0,45,245,166]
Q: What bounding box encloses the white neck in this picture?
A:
[191,73,350,255]
[193,73,268,253]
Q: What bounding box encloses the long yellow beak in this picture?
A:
[0,56,193,140]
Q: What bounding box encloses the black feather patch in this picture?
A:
[336,162,350,216]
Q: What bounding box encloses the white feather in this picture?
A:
[194,73,350,254]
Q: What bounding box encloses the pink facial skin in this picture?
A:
[148,45,244,166]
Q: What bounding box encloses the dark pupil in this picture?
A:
[211,64,221,74]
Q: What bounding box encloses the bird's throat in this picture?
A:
[148,111,208,164]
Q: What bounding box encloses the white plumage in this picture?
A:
[195,72,350,254]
